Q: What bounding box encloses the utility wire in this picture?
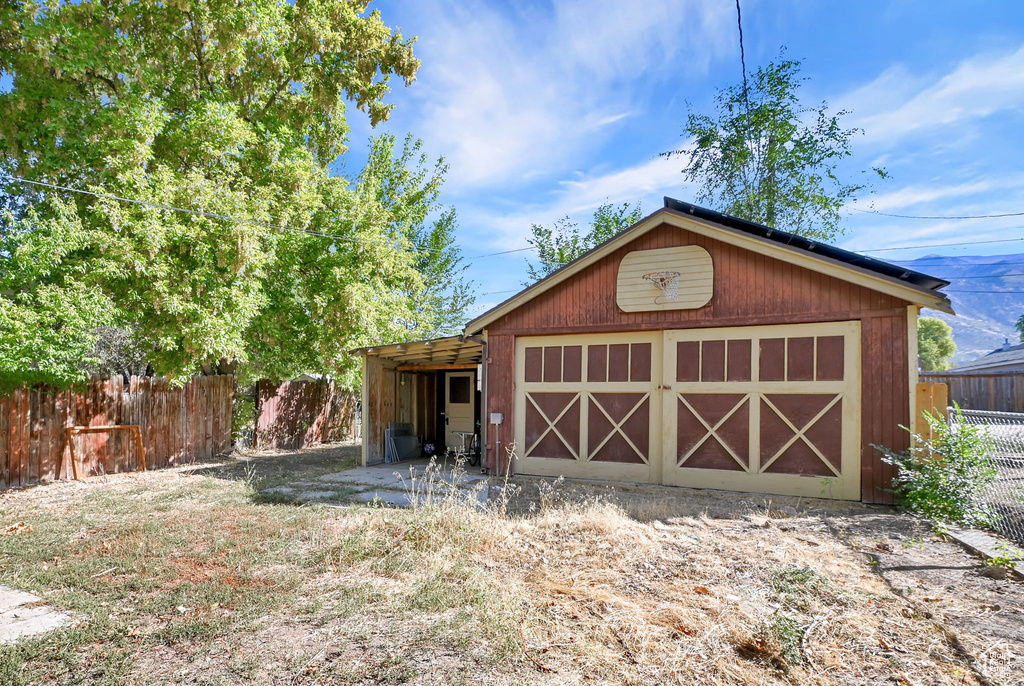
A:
[735,0,749,110]
[854,235,1024,253]
[936,272,1024,279]
[4,175,545,261]
[6,176,462,256]
[895,259,1024,267]
[14,176,1024,264]
[852,207,1024,220]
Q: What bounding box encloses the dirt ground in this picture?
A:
[1,444,1022,685]
[498,477,1024,684]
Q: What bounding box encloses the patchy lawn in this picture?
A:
[0,447,1022,685]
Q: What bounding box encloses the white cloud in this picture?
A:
[851,173,1024,213]
[404,0,737,190]
[461,151,696,252]
[840,46,1024,144]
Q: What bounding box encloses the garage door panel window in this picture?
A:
[677,339,753,383]
[588,393,650,463]
[524,392,581,460]
[677,394,750,471]
[665,321,860,500]
[815,336,845,381]
[525,345,584,384]
[759,394,842,476]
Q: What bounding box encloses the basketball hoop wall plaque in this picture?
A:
[616,245,713,312]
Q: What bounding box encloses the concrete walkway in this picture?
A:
[262,458,490,507]
[0,586,72,644]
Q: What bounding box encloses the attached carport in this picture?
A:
[352,335,484,466]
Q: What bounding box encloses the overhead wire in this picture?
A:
[852,207,1024,220]
[11,175,1024,268]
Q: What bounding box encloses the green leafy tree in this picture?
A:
[663,57,884,241]
[918,317,957,371]
[525,201,642,283]
[245,134,473,387]
[0,0,469,388]
[1015,313,1024,343]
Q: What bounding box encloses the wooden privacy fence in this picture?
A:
[256,379,358,450]
[1,375,233,489]
[919,372,1024,413]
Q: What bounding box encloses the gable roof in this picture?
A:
[465,198,953,335]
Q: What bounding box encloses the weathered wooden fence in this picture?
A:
[1,375,233,489]
[919,372,1024,413]
[255,379,358,450]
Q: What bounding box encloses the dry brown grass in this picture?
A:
[480,500,976,685]
[0,453,1013,685]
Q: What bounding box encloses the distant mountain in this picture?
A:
[896,254,1024,365]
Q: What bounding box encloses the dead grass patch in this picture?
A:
[1,453,1019,684]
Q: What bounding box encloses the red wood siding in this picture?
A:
[485,220,911,503]
[485,335,515,473]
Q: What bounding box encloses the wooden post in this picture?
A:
[914,382,949,444]
[64,428,81,481]
[132,425,146,471]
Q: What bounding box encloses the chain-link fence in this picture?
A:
[951,409,1024,545]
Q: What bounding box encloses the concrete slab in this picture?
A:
[316,460,487,492]
[297,490,343,500]
[947,527,1024,580]
[0,586,72,644]
[0,587,39,613]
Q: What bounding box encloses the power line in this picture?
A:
[947,289,1024,294]
[472,246,536,258]
[6,176,457,255]
[735,0,749,110]
[854,235,1024,252]
[5,174,545,262]
[15,175,1024,266]
[896,259,1024,267]
[852,207,1024,220]
[937,272,1024,279]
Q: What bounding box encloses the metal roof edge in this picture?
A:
[464,200,954,335]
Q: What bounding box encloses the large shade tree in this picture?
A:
[663,57,884,241]
[0,0,469,389]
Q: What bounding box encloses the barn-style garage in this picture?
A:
[357,198,953,504]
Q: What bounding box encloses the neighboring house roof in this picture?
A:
[465,198,954,335]
[946,342,1024,373]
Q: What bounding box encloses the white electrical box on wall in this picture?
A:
[490,412,504,425]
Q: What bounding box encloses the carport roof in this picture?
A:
[350,335,483,367]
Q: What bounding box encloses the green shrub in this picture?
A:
[875,405,998,527]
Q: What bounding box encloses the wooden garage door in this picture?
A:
[514,333,661,483]
[663,321,861,500]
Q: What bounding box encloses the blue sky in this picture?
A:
[341,0,1024,317]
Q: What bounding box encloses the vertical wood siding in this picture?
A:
[364,355,399,465]
[0,375,234,490]
[255,379,358,450]
[485,220,913,503]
